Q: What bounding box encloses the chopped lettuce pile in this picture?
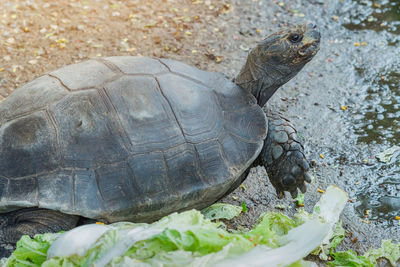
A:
[4,211,314,267]
[1,185,399,267]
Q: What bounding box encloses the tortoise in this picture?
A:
[0,23,320,256]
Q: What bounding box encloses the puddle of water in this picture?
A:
[354,71,400,145]
[353,68,400,224]
[343,0,400,35]
[340,0,400,223]
[355,165,400,223]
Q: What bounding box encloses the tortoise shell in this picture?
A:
[0,57,266,222]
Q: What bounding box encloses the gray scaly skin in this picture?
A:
[0,208,79,257]
[261,111,311,198]
[0,23,320,258]
[235,23,320,197]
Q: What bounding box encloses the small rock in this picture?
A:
[6,37,15,44]
[239,44,250,51]
[310,159,317,167]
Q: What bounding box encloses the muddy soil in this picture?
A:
[219,0,400,261]
[1,0,399,264]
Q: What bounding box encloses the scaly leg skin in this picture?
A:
[0,208,79,258]
[261,110,312,198]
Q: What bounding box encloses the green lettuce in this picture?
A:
[5,233,60,267]
[244,211,297,248]
[201,203,243,221]
[294,193,305,206]
[365,239,400,266]
[328,250,374,267]
[2,185,349,267]
[328,239,400,267]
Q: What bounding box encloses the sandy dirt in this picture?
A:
[0,0,245,98]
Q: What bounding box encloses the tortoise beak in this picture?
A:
[298,39,320,57]
[298,23,320,57]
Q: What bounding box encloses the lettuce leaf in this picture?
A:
[323,237,400,267]
[201,203,243,221]
[328,250,374,267]
[5,233,60,267]
[294,193,305,206]
[364,239,400,266]
[244,212,297,248]
[311,221,346,260]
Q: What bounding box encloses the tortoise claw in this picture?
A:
[277,190,285,199]
[305,172,312,183]
[300,183,307,193]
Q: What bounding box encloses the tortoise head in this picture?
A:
[258,23,320,68]
[235,23,320,106]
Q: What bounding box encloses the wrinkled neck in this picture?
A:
[234,55,299,107]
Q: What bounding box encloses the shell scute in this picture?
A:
[127,152,169,197]
[104,56,168,75]
[95,162,141,214]
[104,75,184,153]
[156,73,224,143]
[50,60,117,90]
[0,111,58,177]
[73,169,105,218]
[49,90,129,168]
[0,75,68,123]
[38,170,73,213]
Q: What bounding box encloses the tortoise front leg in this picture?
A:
[260,111,312,198]
[0,208,79,258]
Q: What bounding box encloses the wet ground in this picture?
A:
[220,0,400,257]
[219,0,400,261]
[0,0,399,263]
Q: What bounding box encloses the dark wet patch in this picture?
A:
[343,0,400,36]
[355,162,400,224]
[354,71,400,145]
[331,0,400,222]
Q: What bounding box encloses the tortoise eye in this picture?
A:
[289,33,302,43]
